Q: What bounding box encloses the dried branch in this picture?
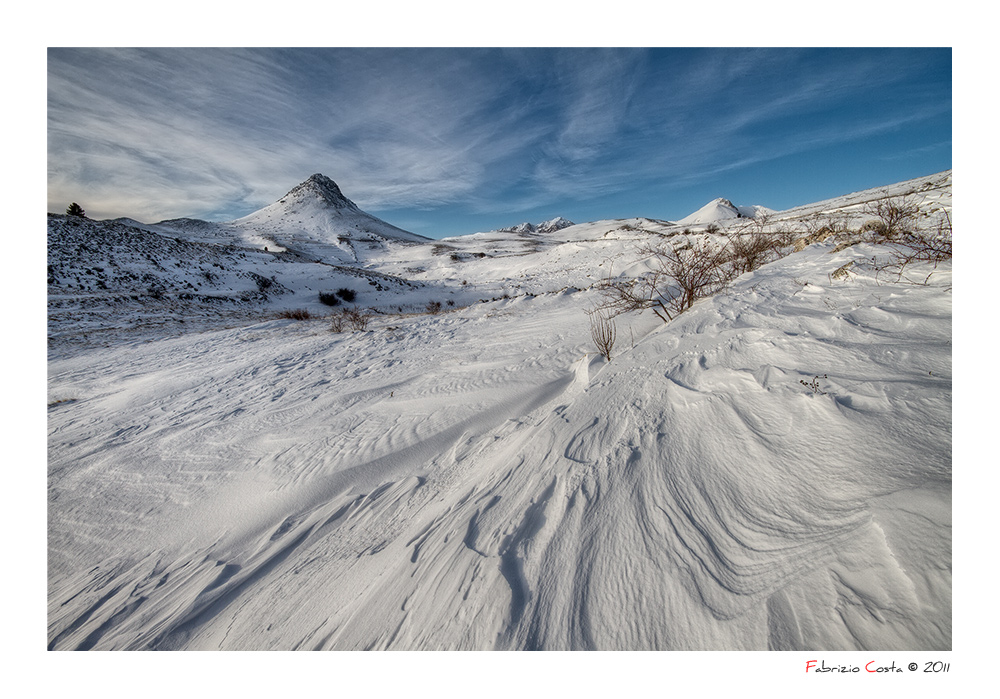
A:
[726,215,790,274]
[589,309,617,361]
[861,196,920,242]
[873,209,952,284]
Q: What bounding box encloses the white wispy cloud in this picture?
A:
[47,48,950,224]
[47,49,514,220]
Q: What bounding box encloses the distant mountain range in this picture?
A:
[494,217,575,235]
[103,173,771,252]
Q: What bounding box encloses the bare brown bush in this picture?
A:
[596,239,734,323]
[874,210,952,284]
[344,307,373,331]
[726,215,791,274]
[861,196,920,242]
[278,309,311,320]
[793,213,854,251]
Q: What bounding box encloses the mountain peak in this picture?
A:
[283,174,358,211]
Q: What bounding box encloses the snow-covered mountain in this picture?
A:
[107,175,429,263]
[47,171,952,651]
[227,174,429,261]
[496,217,575,235]
[677,197,774,226]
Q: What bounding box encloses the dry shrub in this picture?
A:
[726,217,791,274]
[588,309,617,361]
[861,196,920,242]
[329,307,373,332]
[874,210,952,284]
[597,239,734,323]
[681,212,793,275]
[793,213,854,251]
[345,307,373,331]
[279,309,311,320]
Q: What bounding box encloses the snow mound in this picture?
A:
[102,176,430,259]
[110,217,246,246]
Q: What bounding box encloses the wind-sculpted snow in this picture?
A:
[48,228,950,649]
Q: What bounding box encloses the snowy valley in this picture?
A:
[47,171,952,651]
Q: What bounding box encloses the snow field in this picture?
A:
[48,229,950,650]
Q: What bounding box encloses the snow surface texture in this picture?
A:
[48,172,951,650]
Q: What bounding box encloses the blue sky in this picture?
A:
[47,47,951,238]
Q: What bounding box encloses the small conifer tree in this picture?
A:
[66,202,86,217]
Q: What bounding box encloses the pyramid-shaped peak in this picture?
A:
[283,174,358,210]
[229,175,429,245]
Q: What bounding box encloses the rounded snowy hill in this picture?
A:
[227,174,429,262]
[676,197,774,226]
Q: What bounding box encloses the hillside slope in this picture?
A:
[47,212,438,355]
